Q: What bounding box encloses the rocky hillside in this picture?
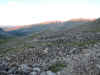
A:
[0,18,100,75]
[0,31,100,75]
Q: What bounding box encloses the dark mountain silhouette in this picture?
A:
[0,28,13,44]
[6,19,91,36]
[0,18,98,37]
[0,28,10,38]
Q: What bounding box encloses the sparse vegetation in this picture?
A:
[48,62,67,72]
[0,18,100,75]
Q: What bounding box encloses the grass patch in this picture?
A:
[48,62,67,72]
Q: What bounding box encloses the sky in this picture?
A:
[0,0,100,26]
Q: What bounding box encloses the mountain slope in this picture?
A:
[71,18,100,32]
[7,20,90,36]
[0,28,14,44]
[0,28,11,38]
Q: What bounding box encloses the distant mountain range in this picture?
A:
[0,18,99,38]
[0,18,94,36]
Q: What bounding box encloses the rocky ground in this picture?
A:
[0,31,100,75]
